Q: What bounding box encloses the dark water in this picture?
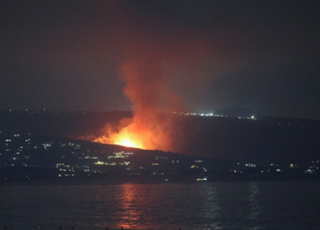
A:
[1,181,320,230]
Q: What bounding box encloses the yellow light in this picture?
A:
[116,138,138,148]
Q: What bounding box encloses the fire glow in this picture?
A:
[90,1,210,153]
[94,57,187,152]
[116,137,138,149]
[102,124,146,149]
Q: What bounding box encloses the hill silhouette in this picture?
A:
[1,110,320,164]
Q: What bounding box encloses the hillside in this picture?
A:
[1,110,320,163]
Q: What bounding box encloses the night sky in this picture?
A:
[1,0,320,119]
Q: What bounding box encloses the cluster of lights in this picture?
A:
[169,111,257,119]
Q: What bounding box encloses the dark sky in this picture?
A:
[1,0,320,119]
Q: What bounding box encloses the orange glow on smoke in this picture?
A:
[93,110,185,152]
[89,0,212,154]
[93,57,188,152]
[93,120,148,150]
[94,120,152,150]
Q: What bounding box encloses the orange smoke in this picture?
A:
[94,55,187,151]
[92,1,208,152]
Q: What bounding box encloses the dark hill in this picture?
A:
[1,110,320,164]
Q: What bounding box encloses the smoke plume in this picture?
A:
[93,1,209,152]
[95,51,188,152]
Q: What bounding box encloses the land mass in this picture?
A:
[1,109,320,163]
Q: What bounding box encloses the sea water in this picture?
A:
[1,181,320,230]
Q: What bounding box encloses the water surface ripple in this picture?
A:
[1,181,320,230]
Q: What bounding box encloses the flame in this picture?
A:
[94,124,147,149]
[88,0,211,154]
[93,48,188,152]
[94,111,183,151]
[115,137,138,148]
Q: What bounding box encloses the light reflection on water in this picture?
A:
[117,184,147,229]
[247,182,264,230]
[201,184,222,229]
[1,182,320,230]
